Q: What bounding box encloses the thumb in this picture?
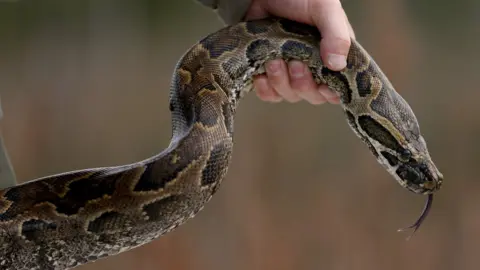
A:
[310,0,352,71]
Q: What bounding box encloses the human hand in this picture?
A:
[244,0,355,105]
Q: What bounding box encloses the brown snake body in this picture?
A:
[0,18,443,270]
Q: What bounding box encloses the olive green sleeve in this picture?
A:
[0,98,17,189]
[195,0,252,25]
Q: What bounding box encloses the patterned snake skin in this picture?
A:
[0,18,443,269]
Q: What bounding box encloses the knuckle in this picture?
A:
[266,60,285,78]
[336,36,351,49]
[327,33,352,53]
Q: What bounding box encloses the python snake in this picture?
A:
[0,18,443,269]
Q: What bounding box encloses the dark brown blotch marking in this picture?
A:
[201,142,232,186]
[134,161,180,192]
[278,19,320,39]
[345,110,379,158]
[357,115,403,153]
[199,28,240,59]
[87,211,130,233]
[346,41,370,70]
[355,68,373,97]
[281,40,313,59]
[381,151,399,166]
[246,39,275,64]
[321,67,351,103]
[0,184,52,221]
[245,19,271,34]
[0,170,119,218]
[21,219,57,242]
[55,173,119,215]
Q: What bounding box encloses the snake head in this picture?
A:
[379,135,443,195]
[354,77,444,195]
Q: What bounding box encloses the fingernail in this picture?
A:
[266,60,282,75]
[327,54,347,70]
[288,61,305,78]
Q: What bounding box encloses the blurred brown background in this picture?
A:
[0,0,478,269]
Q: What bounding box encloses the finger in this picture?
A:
[266,59,301,102]
[253,74,283,102]
[287,60,327,105]
[318,85,341,104]
[310,0,351,71]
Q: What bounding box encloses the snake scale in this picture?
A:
[0,18,443,270]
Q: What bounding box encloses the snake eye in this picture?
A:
[399,149,412,162]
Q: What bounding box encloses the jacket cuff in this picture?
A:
[195,0,252,25]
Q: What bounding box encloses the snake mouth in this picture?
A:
[423,172,443,192]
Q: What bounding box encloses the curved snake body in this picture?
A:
[0,18,443,270]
